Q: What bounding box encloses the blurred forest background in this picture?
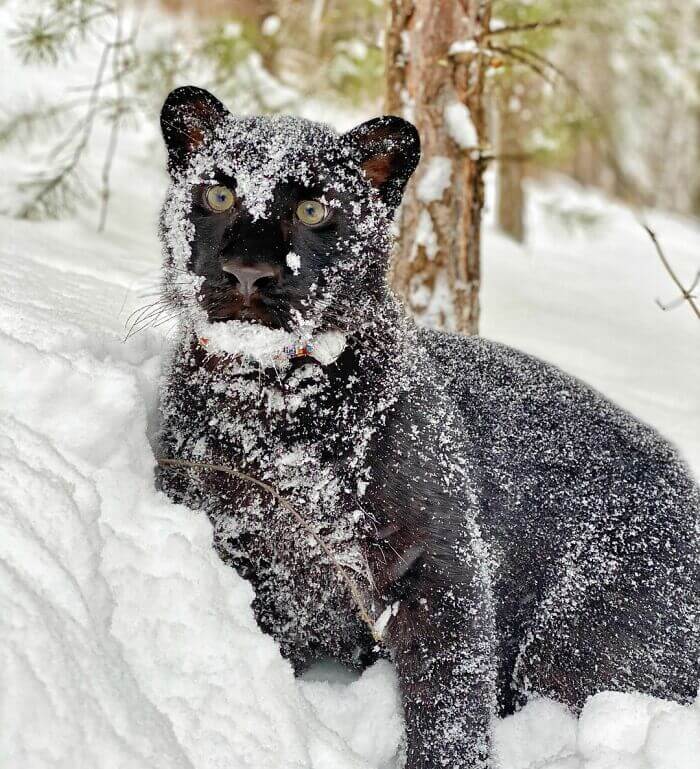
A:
[4,0,700,333]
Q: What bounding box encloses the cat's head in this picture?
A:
[159,86,419,335]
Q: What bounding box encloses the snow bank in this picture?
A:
[494,694,700,769]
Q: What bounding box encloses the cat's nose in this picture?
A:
[221,260,280,303]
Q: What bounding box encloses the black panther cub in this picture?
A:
[156,86,699,768]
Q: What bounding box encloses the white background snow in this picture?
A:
[1,8,699,769]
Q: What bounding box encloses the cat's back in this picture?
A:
[421,327,687,475]
[419,327,698,551]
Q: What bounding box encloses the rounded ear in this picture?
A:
[343,116,420,208]
[160,86,229,174]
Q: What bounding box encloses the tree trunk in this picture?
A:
[495,86,525,243]
[386,0,491,335]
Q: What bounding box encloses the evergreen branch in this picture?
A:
[0,100,84,145]
[16,39,112,219]
[14,170,85,219]
[98,5,125,232]
[11,6,114,64]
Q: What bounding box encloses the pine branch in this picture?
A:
[15,169,86,219]
[0,100,84,145]
[98,5,126,232]
[16,39,112,220]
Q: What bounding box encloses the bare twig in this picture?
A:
[642,224,700,320]
[157,456,382,643]
[98,5,125,232]
[485,19,564,37]
[480,150,537,164]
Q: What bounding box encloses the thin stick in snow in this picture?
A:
[156,456,383,644]
[642,225,700,320]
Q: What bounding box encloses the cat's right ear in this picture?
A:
[343,115,420,209]
[160,86,229,174]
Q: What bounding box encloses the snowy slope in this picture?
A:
[2,8,699,766]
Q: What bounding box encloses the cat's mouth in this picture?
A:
[198,282,293,329]
[208,300,281,327]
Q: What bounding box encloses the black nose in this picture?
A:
[222,260,280,303]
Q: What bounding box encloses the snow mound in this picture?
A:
[494,693,700,769]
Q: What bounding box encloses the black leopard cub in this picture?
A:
[156,86,699,769]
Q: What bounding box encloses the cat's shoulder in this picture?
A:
[417,327,684,472]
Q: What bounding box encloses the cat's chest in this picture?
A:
[160,361,375,663]
[162,354,369,565]
[183,361,342,476]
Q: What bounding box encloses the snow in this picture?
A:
[196,316,297,368]
[287,250,302,274]
[415,208,438,259]
[1,9,699,768]
[445,101,478,149]
[310,330,348,365]
[449,39,480,56]
[494,694,700,768]
[416,156,453,203]
[261,14,281,36]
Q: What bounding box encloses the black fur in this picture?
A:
[156,87,699,769]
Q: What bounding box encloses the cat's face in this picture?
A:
[159,87,419,334]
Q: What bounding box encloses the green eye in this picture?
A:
[296,199,328,227]
[205,185,235,213]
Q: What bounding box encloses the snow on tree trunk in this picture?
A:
[386,0,491,335]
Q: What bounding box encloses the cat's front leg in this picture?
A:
[375,537,497,769]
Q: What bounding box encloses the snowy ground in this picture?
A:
[2,9,699,768]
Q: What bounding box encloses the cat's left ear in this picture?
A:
[343,116,420,209]
[160,86,229,174]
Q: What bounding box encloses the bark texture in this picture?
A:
[386,0,491,334]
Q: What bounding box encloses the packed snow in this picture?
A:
[445,101,479,149]
[416,155,453,202]
[1,9,699,768]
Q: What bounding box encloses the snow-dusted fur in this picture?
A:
[156,87,699,769]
